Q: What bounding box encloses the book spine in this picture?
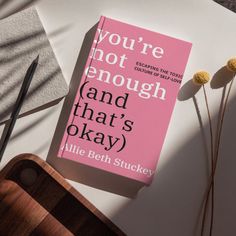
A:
[58,16,106,157]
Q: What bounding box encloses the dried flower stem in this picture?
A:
[201,77,235,236]
[209,78,234,234]
[200,85,214,236]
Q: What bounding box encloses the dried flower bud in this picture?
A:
[192,71,210,85]
[226,58,236,73]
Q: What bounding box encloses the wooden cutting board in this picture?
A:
[0,154,126,236]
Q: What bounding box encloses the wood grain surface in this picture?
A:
[214,0,236,12]
[0,154,126,236]
[0,180,73,236]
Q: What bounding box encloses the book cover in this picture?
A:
[58,16,192,184]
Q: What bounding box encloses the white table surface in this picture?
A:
[1,0,236,235]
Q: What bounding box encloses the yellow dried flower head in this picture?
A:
[192,71,210,85]
[226,58,236,73]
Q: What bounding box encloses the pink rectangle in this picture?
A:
[58,16,192,184]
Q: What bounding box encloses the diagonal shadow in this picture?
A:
[110,74,236,235]
[0,37,47,65]
[0,29,44,48]
[0,11,71,124]
[0,24,71,65]
[0,66,61,124]
[0,0,39,20]
[0,108,55,160]
[10,108,55,141]
[0,7,71,159]
[0,62,22,86]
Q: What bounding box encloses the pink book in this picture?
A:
[58,16,192,185]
